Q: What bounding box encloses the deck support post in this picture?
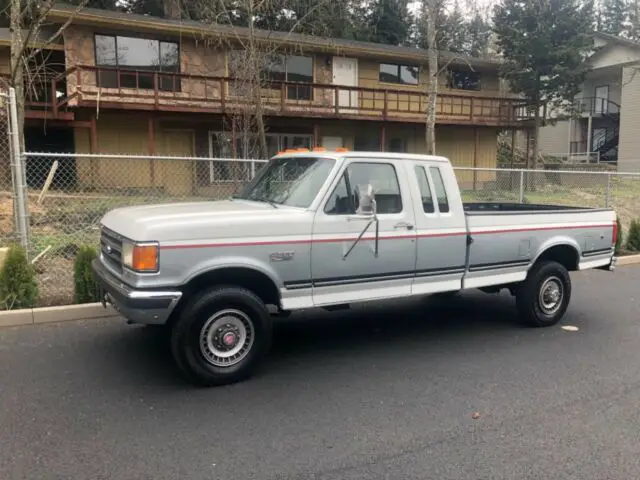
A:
[148,117,156,187]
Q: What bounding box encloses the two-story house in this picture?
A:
[539,32,640,172]
[1,4,534,195]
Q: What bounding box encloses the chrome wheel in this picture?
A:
[199,309,255,367]
[538,276,563,315]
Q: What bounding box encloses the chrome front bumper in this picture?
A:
[92,259,182,325]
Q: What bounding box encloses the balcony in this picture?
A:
[30,66,534,127]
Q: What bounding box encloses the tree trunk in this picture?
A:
[163,0,181,19]
[9,0,25,152]
[424,0,438,155]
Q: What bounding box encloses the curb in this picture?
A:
[1,257,640,329]
[0,303,117,328]
[615,254,640,266]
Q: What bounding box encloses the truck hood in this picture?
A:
[101,199,309,242]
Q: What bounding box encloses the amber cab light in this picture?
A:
[335,147,349,152]
[132,244,159,272]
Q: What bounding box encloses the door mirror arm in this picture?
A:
[343,183,379,260]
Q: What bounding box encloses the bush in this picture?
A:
[615,216,623,254]
[0,245,38,310]
[626,219,640,252]
[74,245,100,304]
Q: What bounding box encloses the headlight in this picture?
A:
[122,241,159,273]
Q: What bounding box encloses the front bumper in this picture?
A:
[92,259,182,325]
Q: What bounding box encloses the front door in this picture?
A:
[311,158,416,306]
[332,57,358,112]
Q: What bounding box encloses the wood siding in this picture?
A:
[73,116,499,191]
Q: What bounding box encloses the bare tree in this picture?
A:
[423,0,439,155]
[6,0,87,148]
[183,0,335,162]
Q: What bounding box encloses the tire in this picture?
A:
[170,286,273,387]
[516,260,572,327]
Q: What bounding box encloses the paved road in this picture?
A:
[1,267,640,480]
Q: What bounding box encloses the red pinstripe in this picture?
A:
[159,222,614,250]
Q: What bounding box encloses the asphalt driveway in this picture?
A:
[1,266,639,480]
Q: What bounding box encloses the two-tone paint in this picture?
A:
[94,152,616,324]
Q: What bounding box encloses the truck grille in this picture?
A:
[100,227,123,274]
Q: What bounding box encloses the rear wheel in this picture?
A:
[170,286,273,386]
[516,260,571,327]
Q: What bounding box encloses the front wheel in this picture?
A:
[170,286,273,386]
[515,260,572,327]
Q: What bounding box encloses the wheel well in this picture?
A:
[535,245,579,272]
[168,267,281,326]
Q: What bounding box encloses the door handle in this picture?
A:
[394,222,414,230]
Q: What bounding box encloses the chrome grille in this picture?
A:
[100,227,123,273]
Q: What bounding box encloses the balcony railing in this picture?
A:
[26,66,535,126]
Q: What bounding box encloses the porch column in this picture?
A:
[90,114,98,188]
[313,123,319,147]
[148,117,156,187]
[473,127,479,191]
[380,124,386,151]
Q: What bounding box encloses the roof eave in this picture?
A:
[46,5,501,69]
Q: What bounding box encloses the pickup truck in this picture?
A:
[93,151,617,386]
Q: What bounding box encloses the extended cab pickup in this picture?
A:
[93,151,617,386]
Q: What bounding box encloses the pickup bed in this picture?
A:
[93,151,617,386]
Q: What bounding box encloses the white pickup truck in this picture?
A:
[93,151,617,386]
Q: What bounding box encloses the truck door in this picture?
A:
[311,158,417,306]
[409,162,468,294]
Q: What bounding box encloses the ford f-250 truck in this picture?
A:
[93,151,617,386]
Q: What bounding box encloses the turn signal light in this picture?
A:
[132,244,159,272]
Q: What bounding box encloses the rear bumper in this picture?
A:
[92,259,182,325]
[596,255,617,272]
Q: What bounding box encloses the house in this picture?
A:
[539,32,640,172]
[0,4,535,195]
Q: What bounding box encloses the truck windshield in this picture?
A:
[234,156,336,208]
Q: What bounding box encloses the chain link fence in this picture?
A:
[3,152,640,307]
[0,90,15,249]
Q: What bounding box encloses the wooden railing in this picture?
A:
[30,66,536,126]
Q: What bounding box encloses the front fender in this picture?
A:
[180,255,284,289]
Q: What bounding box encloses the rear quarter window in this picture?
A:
[429,166,450,213]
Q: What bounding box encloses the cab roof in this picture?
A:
[273,149,450,164]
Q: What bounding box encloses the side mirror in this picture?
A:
[355,183,377,217]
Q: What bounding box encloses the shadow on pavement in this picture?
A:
[95,291,522,389]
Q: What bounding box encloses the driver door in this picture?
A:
[311,159,417,306]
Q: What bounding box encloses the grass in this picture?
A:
[2,175,639,307]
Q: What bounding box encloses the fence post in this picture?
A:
[605,173,611,208]
[8,87,29,251]
[519,170,525,203]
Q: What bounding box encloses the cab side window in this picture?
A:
[324,162,402,215]
[429,166,450,213]
[414,166,435,213]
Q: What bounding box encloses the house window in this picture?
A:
[228,52,313,100]
[379,63,419,85]
[387,137,407,152]
[447,69,481,91]
[207,132,312,183]
[94,34,180,91]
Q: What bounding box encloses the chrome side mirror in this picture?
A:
[355,183,377,217]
